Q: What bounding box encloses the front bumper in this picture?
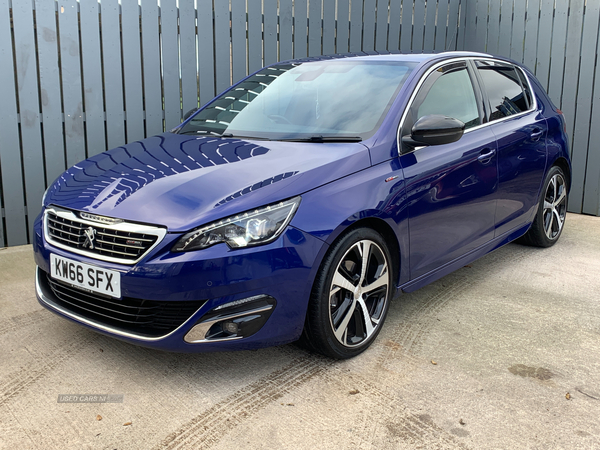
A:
[33,212,326,352]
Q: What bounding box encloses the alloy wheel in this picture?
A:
[328,239,390,347]
[543,173,566,240]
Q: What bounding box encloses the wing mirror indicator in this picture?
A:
[402,114,465,147]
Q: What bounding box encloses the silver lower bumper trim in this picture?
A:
[35,267,202,343]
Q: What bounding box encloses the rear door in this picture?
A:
[473,60,548,236]
[399,60,499,280]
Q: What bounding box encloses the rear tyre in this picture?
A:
[518,165,567,248]
[301,228,392,359]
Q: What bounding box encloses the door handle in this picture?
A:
[531,129,543,141]
[477,148,496,163]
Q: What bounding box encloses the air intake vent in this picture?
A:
[42,271,203,337]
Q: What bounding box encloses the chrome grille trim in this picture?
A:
[43,206,167,265]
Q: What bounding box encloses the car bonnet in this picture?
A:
[44,132,371,231]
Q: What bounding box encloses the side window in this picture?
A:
[477,63,531,121]
[414,65,481,130]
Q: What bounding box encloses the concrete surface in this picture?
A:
[1,212,599,450]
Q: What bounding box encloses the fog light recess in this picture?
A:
[184,295,276,343]
[222,321,239,335]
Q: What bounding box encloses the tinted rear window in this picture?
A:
[477,63,531,121]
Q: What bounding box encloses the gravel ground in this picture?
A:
[1,212,599,450]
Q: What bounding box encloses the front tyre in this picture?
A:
[303,228,392,359]
[519,165,568,248]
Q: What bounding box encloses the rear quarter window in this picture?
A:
[516,68,534,110]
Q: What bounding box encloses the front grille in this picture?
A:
[44,207,165,264]
[42,272,203,337]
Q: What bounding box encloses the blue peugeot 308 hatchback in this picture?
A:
[33,52,571,359]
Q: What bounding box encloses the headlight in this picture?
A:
[172,196,301,252]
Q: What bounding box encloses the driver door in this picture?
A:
[399,60,499,280]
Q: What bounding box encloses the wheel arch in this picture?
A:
[323,216,402,288]
[551,156,571,193]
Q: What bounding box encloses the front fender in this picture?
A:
[291,158,409,287]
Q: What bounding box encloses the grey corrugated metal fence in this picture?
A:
[461,0,600,216]
[0,0,463,247]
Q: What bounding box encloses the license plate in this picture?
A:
[50,254,121,298]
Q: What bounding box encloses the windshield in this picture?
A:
[179,60,416,141]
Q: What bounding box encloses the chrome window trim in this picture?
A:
[43,206,167,265]
[396,57,539,155]
[36,267,203,341]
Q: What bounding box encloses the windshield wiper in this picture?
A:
[177,130,223,136]
[177,131,362,142]
[278,135,363,143]
[176,130,270,140]
[220,133,271,141]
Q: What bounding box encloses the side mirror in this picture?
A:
[183,107,199,122]
[402,115,465,147]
